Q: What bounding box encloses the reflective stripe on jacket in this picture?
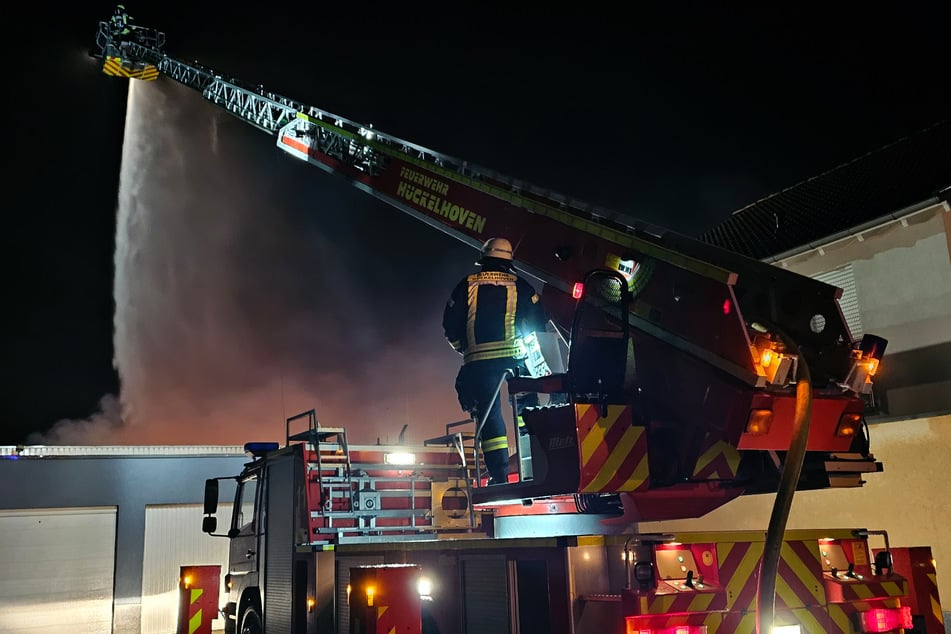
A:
[443,267,545,364]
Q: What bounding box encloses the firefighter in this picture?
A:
[110,5,132,37]
[442,237,547,485]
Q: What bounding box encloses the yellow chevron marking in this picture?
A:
[932,594,944,623]
[703,612,722,631]
[789,607,825,633]
[687,592,716,612]
[581,420,643,492]
[615,444,650,492]
[882,580,906,596]
[188,609,202,634]
[849,581,905,601]
[648,594,676,613]
[732,612,757,633]
[827,604,851,633]
[781,541,825,604]
[579,405,623,461]
[721,541,762,610]
[776,575,804,609]
[594,422,642,481]
[693,440,740,478]
[190,588,203,603]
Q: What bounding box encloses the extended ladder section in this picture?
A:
[96,19,890,522]
[93,21,861,389]
[286,410,482,546]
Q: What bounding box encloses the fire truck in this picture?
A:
[93,10,943,633]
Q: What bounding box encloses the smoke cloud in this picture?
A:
[35,78,475,446]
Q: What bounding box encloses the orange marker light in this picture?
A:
[836,413,862,437]
[745,409,773,435]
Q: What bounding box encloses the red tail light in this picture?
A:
[626,625,707,634]
[856,606,912,632]
[572,282,584,299]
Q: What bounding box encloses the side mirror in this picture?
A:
[202,516,217,534]
[204,479,219,514]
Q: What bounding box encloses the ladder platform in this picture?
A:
[424,433,474,446]
[288,426,348,442]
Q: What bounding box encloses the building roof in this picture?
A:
[698,120,951,260]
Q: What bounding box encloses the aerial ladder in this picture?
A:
[92,15,887,525]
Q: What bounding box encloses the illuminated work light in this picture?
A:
[752,333,796,386]
[842,334,888,394]
[384,452,416,465]
[418,576,433,601]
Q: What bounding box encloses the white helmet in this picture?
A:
[480,237,514,262]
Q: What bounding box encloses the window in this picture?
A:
[812,264,864,340]
[234,476,258,532]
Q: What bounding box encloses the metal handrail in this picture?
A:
[472,369,515,486]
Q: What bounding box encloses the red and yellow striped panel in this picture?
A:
[691,439,741,480]
[187,587,204,634]
[775,540,827,609]
[634,589,727,615]
[924,571,945,631]
[830,578,908,602]
[576,404,649,493]
[375,605,397,634]
[717,539,762,613]
[102,56,159,80]
[826,603,854,633]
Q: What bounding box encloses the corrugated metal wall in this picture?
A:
[141,504,233,634]
[0,507,117,634]
[461,555,509,633]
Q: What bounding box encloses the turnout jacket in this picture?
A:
[443,262,547,364]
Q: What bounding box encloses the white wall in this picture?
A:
[778,203,951,354]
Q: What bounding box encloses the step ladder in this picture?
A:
[424,419,477,480]
[287,409,353,510]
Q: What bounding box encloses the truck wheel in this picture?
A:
[240,606,262,634]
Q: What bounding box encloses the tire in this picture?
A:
[239,605,263,634]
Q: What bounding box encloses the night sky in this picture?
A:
[6,3,949,445]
